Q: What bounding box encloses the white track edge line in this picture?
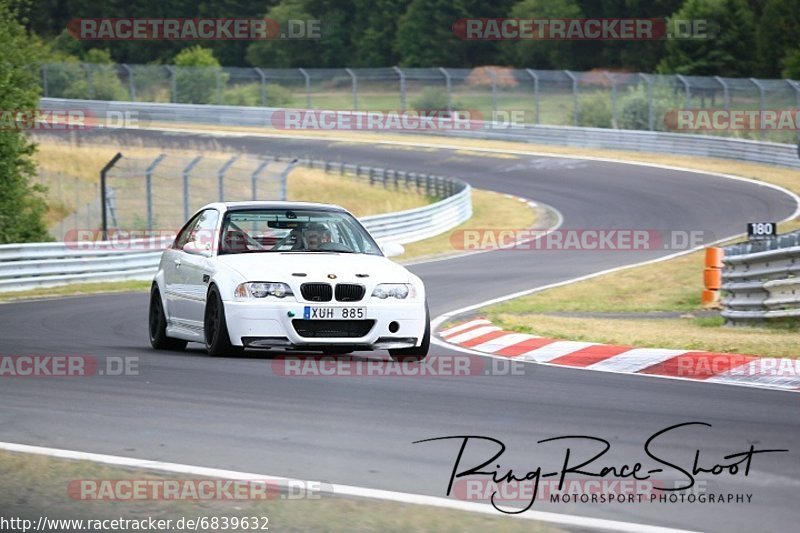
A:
[0,442,694,533]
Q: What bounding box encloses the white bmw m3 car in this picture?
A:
[149,201,430,361]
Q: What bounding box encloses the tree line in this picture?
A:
[20,0,800,78]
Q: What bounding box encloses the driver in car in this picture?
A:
[302,222,333,250]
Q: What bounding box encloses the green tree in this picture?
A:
[246,0,318,67]
[394,0,470,67]
[782,49,800,79]
[0,2,49,243]
[657,0,758,77]
[756,0,800,78]
[351,0,409,66]
[173,46,227,104]
[309,0,357,68]
[60,48,128,100]
[574,0,685,72]
[503,0,584,69]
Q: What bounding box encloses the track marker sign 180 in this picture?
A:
[747,222,776,241]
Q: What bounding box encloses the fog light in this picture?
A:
[388,321,399,333]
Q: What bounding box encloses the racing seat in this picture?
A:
[222,229,250,253]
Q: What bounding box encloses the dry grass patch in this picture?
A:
[402,190,543,260]
[0,281,151,303]
[492,313,800,359]
[287,167,430,216]
[0,451,558,533]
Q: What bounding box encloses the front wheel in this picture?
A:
[389,302,430,363]
[149,285,187,351]
[204,286,243,357]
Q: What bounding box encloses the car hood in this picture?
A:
[215,252,413,284]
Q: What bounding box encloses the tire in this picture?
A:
[204,286,243,357]
[149,285,187,351]
[389,302,430,363]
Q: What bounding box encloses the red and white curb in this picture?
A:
[438,319,800,392]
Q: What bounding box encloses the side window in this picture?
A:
[190,210,220,249]
[174,210,219,251]
[173,213,203,250]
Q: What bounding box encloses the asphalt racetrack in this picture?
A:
[2,129,798,532]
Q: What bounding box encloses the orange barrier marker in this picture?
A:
[702,247,723,306]
[705,246,724,269]
[703,267,722,290]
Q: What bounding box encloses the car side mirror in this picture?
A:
[380,241,405,258]
[183,240,212,257]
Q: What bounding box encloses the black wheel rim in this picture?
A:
[206,294,218,345]
[149,293,161,340]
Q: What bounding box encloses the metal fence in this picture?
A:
[721,230,800,325]
[1,158,471,291]
[34,153,291,242]
[40,63,800,143]
[33,169,102,242]
[101,153,291,236]
[301,158,471,244]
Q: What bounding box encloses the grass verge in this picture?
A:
[0,280,151,303]
[33,140,431,228]
[0,450,556,533]
[489,313,800,358]
[402,189,541,260]
[481,221,800,358]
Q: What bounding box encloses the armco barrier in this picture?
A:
[450,124,800,170]
[721,230,800,324]
[0,159,471,292]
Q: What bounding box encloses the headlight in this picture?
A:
[235,282,294,299]
[372,283,412,299]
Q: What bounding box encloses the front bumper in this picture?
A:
[224,298,427,350]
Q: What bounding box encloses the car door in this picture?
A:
[180,209,221,326]
[164,212,203,322]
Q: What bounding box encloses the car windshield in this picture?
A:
[218,208,382,255]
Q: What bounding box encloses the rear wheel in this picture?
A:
[389,302,430,363]
[204,286,243,357]
[149,285,187,351]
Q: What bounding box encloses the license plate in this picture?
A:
[303,306,366,320]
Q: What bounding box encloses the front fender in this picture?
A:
[208,263,246,302]
[152,254,169,312]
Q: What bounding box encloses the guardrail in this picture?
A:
[0,159,470,292]
[721,230,800,324]
[40,98,800,170]
[450,124,800,170]
[300,158,471,244]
